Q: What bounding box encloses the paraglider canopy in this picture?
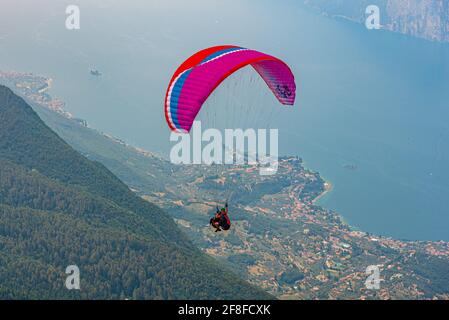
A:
[165,45,296,133]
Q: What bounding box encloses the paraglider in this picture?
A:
[164,45,296,133]
[209,202,231,232]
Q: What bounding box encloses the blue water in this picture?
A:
[1,0,448,240]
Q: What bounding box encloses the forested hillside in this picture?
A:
[0,85,272,299]
[303,0,449,42]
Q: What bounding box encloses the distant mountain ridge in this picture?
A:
[0,85,272,299]
[303,0,449,42]
[10,77,448,300]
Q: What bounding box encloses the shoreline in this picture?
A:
[3,70,449,248]
[312,179,333,205]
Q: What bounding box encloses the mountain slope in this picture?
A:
[0,85,272,299]
[19,84,449,300]
[0,85,180,245]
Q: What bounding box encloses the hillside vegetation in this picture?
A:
[0,85,272,299]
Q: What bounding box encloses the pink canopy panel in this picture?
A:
[165,45,296,133]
